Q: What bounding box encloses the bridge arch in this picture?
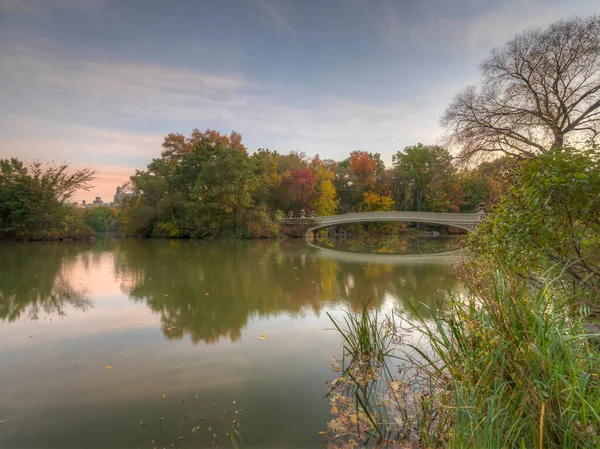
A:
[304,211,484,237]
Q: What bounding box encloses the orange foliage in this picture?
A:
[349,151,377,190]
[161,129,246,162]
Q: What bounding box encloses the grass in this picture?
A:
[325,299,399,443]
[325,268,600,448]
[411,268,600,448]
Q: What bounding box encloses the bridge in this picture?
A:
[306,241,464,265]
[280,211,485,237]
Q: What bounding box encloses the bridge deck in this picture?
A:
[280,211,485,234]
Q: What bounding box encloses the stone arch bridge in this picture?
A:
[279,211,485,237]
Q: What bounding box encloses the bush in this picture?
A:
[468,147,600,310]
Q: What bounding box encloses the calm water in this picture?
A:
[0,238,460,448]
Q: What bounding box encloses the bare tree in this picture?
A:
[442,15,600,160]
[28,161,96,203]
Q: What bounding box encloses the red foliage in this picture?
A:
[281,168,318,211]
[349,151,377,189]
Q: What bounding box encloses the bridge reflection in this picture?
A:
[306,240,464,265]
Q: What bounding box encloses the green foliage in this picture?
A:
[83,207,119,233]
[0,158,95,240]
[393,143,464,212]
[410,270,600,448]
[468,147,600,306]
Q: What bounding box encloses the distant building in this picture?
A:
[112,186,132,206]
[113,187,125,206]
[93,196,103,206]
[81,200,87,206]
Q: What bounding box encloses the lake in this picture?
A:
[0,237,460,448]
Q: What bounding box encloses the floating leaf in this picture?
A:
[161,393,166,399]
[389,381,401,392]
[258,334,267,340]
[105,365,112,370]
[0,419,4,425]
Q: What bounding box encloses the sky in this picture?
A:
[1,0,599,202]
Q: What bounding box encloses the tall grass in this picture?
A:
[326,270,600,448]
[326,299,398,442]
[410,269,600,448]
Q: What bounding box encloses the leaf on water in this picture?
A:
[389,381,401,391]
[328,418,344,433]
[330,405,338,415]
[105,365,112,370]
[161,393,166,399]
[318,430,327,435]
[258,334,267,340]
[0,419,4,425]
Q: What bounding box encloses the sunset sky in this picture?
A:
[1,0,599,202]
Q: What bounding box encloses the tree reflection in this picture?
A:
[114,239,459,344]
[0,243,92,322]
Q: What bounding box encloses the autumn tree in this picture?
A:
[348,151,379,192]
[310,156,339,216]
[161,129,246,164]
[442,15,600,160]
[362,191,394,212]
[281,168,318,212]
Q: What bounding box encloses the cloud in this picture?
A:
[0,0,98,13]
[0,45,247,125]
[0,115,163,201]
[254,0,295,34]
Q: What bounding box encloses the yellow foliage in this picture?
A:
[314,179,339,216]
[362,191,394,212]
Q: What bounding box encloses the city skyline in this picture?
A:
[1,0,599,201]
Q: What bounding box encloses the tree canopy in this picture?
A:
[442,15,600,160]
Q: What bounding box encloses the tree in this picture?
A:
[0,158,95,240]
[161,129,246,164]
[442,15,600,160]
[349,151,379,191]
[362,191,394,212]
[280,168,317,211]
[393,144,460,212]
[469,146,600,305]
[310,156,339,216]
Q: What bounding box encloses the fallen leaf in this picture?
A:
[389,381,401,392]
[0,419,4,425]
[105,365,112,370]
[161,394,166,399]
[258,334,267,340]
[318,430,327,435]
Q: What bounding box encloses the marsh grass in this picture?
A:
[407,268,600,448]
[325,299,400,444]
[326,269,600,448]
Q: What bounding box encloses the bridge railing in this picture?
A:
[314,211,485,224]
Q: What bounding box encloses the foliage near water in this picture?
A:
[468,147,600,311]
[0,158,96,240]
[116,129,505,239]
[324,146,600,448]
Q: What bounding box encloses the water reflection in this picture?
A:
[0,238,461,448]
[0,238,459,344]
[313,233,464,255]
[111,239,459,344]
[0,242,92,322]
